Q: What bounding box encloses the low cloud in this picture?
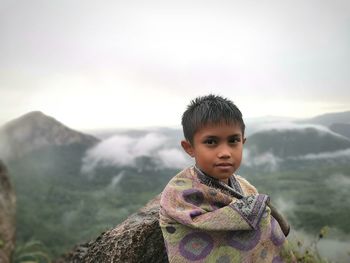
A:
[329,173,350,186]
[107,171,125,190]
[253,122,349,140]
[243,149,281,171]
[289,148,350,160]
[61,209,79,226]
[81,132,190,174]
[288,229,350,262]
[275,197,296,216]
[272,198,297,232]
[158,148,190,169]
[325,173,350,196]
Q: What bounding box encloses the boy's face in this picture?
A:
[181,122,246,184]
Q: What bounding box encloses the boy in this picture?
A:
[159,94,293,262]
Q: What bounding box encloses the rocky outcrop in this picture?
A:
[55,194,294,263]
[0,160,16,263]
[56,195,168,263]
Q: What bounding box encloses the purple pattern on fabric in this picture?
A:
[166,226,176,234]
[160,167,289,261]
[179,232,214,260]
[270,217,285,246]
[189,210,203,218]
[231,194,268,229]
[183,189,204,206]
[272,256,284,263]
[226,228,261,251]
[211,201,226,210]
[250,194,269,227]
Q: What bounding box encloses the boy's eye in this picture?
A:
[229,137,241,144]
[204,138,217,145]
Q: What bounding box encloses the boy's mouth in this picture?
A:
[215,163,233,168]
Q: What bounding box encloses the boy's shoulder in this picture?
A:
[160,166,200,207]
[234,175,258,195]
[163,166,198,189]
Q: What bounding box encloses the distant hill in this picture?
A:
[329,122,350,139]
[294,110,350,141]
[3,110,350,260]
[0,111,99,160]
[1,111,178,258]
[246,127,350,158]
[299,111,350,126]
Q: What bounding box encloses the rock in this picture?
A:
[56,195,168,263]
[0,160,16,263]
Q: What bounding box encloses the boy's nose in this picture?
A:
[217,147,231,159]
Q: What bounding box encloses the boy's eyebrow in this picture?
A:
[229,134,242,137]
[202,135,219,139]
[203,133,242,138]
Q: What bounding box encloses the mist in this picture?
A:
[290,148,350,161]
[243,150,281,171]
[107,171,125,190]
[252,121,350,140]
[81,132,191,175]
[288,229,350,262]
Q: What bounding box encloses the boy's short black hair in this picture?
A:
[181,94,245,144]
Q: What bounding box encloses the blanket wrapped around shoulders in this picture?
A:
[159,167,293,263]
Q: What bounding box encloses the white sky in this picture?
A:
[1,0,350,130]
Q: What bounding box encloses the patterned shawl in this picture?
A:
[159,166,293,263]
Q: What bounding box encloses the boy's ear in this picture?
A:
[181,140,195,157]
[243,137,247,144]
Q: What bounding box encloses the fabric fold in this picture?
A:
[230,194,269,230]
[160,166,292,262]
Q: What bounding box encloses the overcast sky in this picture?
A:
[1,0,350,130]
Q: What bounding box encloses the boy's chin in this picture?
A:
[208,172,233,182]
[196,166,233,180]
[213,168,234,178]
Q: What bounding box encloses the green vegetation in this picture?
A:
[8,144,178,258]
[0,238,4,248]
[242,161,350,235]
[282,227,349,263]
[6,132,350,261]
[13,240,51,263]
[246,128,350,157]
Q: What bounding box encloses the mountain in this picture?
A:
[245,127,350,158]
[1,111,178,258]
[0,111,100,160]
[3,111,350,261]
[245,116,298,136]
[329,122,350,139]
[299,111,350,126]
